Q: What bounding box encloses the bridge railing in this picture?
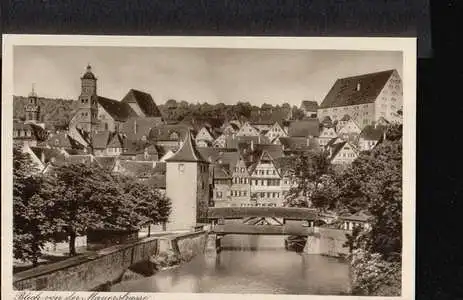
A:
[207,207,318,220]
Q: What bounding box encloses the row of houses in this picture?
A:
[14,66,402,211]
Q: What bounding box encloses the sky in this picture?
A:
[14,46,402,106]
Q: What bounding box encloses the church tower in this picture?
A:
[25,84,40,123]
[165,130,210,230]
[76,64,99,132]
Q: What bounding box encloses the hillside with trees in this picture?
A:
[13,96,78,128]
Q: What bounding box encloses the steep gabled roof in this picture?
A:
[278,137,313,151]
[301,100,318,112]
[91,131,113,149]
[148,124,191,141]
[359,125,386,141]
[121,89,162,118]
[97,96,138,122]
[94,156,117,171]
[253,144,284,160]
[213,164,232,179]
[320,70,395,109]
[165,130,207,163]
[288,119,320,137]
[46,132,84,149]
[29,147,66,164]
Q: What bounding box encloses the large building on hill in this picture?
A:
[318,69,403,128]
[71,65,163,133]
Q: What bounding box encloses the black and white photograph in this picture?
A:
[2,35,416,299]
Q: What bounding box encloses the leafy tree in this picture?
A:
[45,164,143,256]
[291,105,305,120]
[338,125,403,261]
[13,146,53,266]
[156,192,172,231]
[284,151,338,210]
[120,179,170,235]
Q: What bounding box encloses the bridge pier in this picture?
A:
[215,235,223,254]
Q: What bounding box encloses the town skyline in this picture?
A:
[14,47,402,106]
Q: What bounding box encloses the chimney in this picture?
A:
[356,83,361,91]
[134,120,137,135]
[41,150,45,163]
[250,140,254,151]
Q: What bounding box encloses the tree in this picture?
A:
[121,179,159,236]
[284,151,338,210]
[291,105,305,120]
[45,164,143,256]
[156,192,172,231]
[13,146,53,266]
[338,125,403,261]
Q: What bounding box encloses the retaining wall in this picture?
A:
[304,227,350,257]
[13,230,208,291]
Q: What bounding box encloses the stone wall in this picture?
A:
[13,231,209,292]
[304,227,350,257]
[13,236,160,291]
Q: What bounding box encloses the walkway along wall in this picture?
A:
[13,231,209,291]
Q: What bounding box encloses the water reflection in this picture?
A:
[111,235,350,295]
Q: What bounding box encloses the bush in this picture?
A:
[150,249,182,269]
[349,248,401,296]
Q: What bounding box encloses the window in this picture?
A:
[178,164,185,173]
[260,192,265,197]
[243,191,247,196]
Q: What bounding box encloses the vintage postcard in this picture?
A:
[2,35,416,300]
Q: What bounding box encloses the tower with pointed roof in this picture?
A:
[25,84,40,123]
[165,130,210,230]
[75,64,99,132]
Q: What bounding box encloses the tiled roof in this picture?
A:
[121,89,163,118]
[288,119,320,137]
[46,132,84,149]
[107,133,124,148]
[225,135,270,148]
[148,124,191,141]
[120,117,163,140]
[274,156,295,175]
[278,137,313,151]
[319,70,395,109]
[253,144,284,160]
[301,100,318,112]
[94,156,117,171]
[91,131,112,149]
[115,160,162,177]
[29,147,66,164]
[213,164,232,179]
[340,211,372,222]
[13,122,33,131]
[97,96,137,122]
[165,130,207,163]
[138,174,166,189]
[359,125,386,141]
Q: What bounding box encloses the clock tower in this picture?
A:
[76,64,99,132]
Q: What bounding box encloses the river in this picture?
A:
[111,235,351,295]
